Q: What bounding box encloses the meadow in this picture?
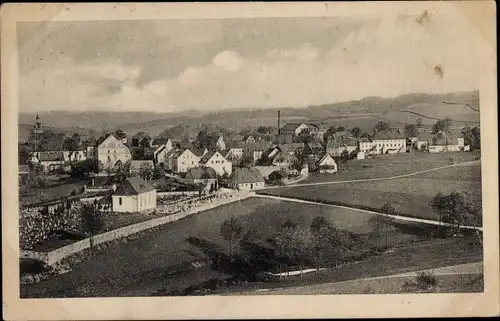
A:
[261,163,482,221]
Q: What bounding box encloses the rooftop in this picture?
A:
[231,167,265,184]
[185,166,217,180]
[114,177,156,196]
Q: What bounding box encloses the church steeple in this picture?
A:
[33,113,43,134]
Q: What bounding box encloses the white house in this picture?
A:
[37,151,66,172]
[165,148,199,173]
[357,151,366,160]
[317,154,338,173]
[280,123,320,138]
[97,134,132,170]
[229,167,265,190]
[112,177,157,213]
[154,139,174,165]
[63,150,87,162]
[199,150,233,176]
[428,132,465,153]
[358,131,406,155]
[326,138,357,157]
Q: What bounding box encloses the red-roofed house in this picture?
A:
[112,177,157,213]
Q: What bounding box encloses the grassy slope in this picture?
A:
[211,237,483,295]
[262,163,481,221]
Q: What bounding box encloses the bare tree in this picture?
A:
[220,217,244,262]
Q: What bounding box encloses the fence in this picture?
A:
[21,191,255,266]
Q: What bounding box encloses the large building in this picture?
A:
[112,177,157,213]
[97,134,132,170]
[358,130,407,155]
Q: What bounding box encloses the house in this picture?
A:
[254,165,282,180]
[371,130,407,154]
[151,136,171,148]
[62,150,87,163]
[244,135,256,144]
[229,167,265,190]
[112,177,157,213]
[276,143,304,156]
[317,154,338,173]
[154,140,174,165]
[358,130,406,155]
[280,123,320,138]
[221,144,244,164]
[129,160,154,176]
[326,137,357,157]
[413,131,433,151]
[268,170,288,182]
[357,151,366,160]
[428,131,465,153]
[199,150,233,176]
[165,148,199,173]
[185,167,217,189]
[97,134,132,170]
[38,151,66,172]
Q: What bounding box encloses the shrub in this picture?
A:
[415,271,438,289]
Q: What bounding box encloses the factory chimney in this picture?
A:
[277,110,281,136]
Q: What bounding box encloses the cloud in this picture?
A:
[212,50,243,71]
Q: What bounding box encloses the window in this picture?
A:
[119,197,122,205]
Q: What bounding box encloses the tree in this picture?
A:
[416,118,423,128]
[404,124,418,138]
[290,150,306,173]
[19,143,31,165]
[257,126,273,134]
[220,217,244,262]
[65,133,81,151]
[432,117,453,134]
[470,126,481,150]
[80,203,103,248]
[139,137,151,148]
[374,121,390,132]
[323,126,337,142]
[152,164,164,180]
[273,224,297,277]
[380,203,396,249]
[114,129,127,140]
[340,150,350,170]
[350,127,361,138]
[430,192,466,234]
[239,155,254,168]
[291,227,312,277]
[139,162,153,181]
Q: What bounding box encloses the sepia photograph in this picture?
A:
[2,2,498,320]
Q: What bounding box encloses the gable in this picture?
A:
[98,135,122,148]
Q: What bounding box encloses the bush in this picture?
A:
[20,258,48,275]
[402,271,439,292]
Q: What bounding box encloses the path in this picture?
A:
[245,262,483,295]
[263,160,479,190]
[254,194,483,231]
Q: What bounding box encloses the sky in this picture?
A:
[17,9,491,113]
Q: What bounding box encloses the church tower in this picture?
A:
[33,113,43,135]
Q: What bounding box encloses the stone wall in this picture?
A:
[23,191,255,266]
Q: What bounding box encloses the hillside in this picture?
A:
[18,90,480,140]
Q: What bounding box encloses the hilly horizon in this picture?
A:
[18,90,480,141]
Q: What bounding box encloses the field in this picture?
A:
[302,152,479,184]
[261,163,482,221]
[22,196,433,298]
